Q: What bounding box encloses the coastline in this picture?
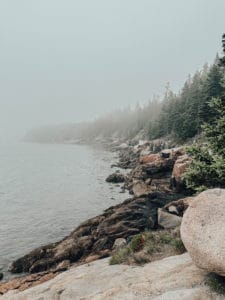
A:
[0,142,127,281]
[0,139,191,296]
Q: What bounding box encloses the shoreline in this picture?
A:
[0,142,127,281]
[0,139,191,295]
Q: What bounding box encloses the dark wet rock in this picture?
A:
[106,172,125,183]
[0,273,3,281]
[163,197,195,217]
[8,191,182,275]
[113,148,140,169]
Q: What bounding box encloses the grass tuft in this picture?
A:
[130,234,145,252]
[109,229,186,266]
[206,273,225,295]
[109,247,131,265]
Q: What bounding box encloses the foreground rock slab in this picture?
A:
[181,188,225,276]
[2,253,220,300]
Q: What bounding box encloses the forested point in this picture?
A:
[25,34,225,145]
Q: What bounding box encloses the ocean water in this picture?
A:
[0,142,127,278]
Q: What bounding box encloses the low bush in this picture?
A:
[130,234,145,252]
[206,273,225,295]
[109,247,131,265]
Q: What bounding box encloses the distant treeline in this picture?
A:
[26,40,225,144]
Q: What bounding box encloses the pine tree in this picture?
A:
[199,62,224,123]
[219,33,225,66]
[184,97,225,192]
[184,34,225,192]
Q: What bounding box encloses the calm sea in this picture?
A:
[0,142,127,279]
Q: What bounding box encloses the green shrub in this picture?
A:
[206,273,225,295]
[144,240,160,254]
[109,247,131,265]
[130,234,145,252]
[159,234,173,244]
[170,238,186,253]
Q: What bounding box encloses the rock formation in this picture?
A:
[181,189,225,276]
[8,192,181,275]
[171,154,191,191]
[1,254,217,300]
[1,142,194,295]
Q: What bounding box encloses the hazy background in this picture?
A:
[0,0,225,140]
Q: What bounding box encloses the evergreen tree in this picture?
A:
[219,33,225,66]
[199,62,224,123]
[184,35,225,192]
[184,97,225,192]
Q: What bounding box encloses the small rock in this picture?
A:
[160,151,170,159]
[167,205,179,214]
[84,255,101,264]
[158,208,182,229]
[55,260,70,272]
[112,238,127,251]
[0,273,3,281]
[118,143,128,149]
[132,180,152,197]
[164,196,194,217]
[105,173,125,183]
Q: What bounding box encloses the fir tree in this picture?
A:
[184,97,225,192]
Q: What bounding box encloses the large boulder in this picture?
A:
[141,157,175,176]
[181,189,225,276]
[139,148,185,178]
[140,153,161,164]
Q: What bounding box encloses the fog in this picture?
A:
[0,0,224,140]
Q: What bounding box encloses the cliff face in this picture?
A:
[2,253,216,300]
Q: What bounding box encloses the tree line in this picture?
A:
[26,35,225,145]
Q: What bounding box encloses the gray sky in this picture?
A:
[0,0,225,140]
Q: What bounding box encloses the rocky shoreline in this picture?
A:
[0,139,195,295]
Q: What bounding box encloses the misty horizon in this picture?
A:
[0,0,225,140]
